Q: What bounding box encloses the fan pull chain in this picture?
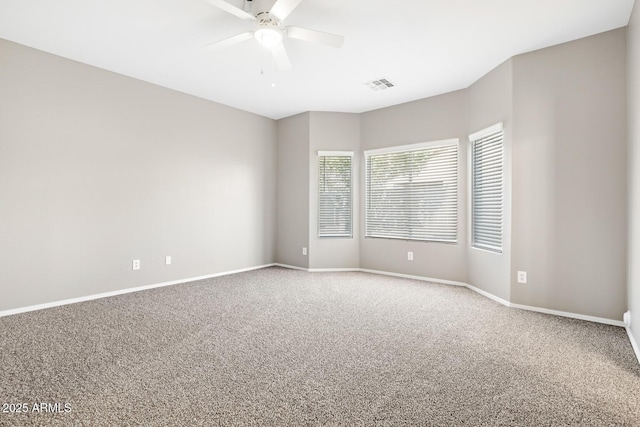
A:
[258,48,277,87]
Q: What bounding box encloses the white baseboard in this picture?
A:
[362,270,624,327]
[508,303,625,327]
[6,259,631,363]
[273,264,361,273]
[627,325,640,364]
[465,283,511,307]
[0,263,275,318]
[359,268,467,287]
[276,265,625,328]
[309,267,363,273]
[0,263,628,332]
[272,263,309,272]
[274,265,635,346]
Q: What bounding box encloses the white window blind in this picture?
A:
[318,152,353,238]
[365,140,458,242]
[470,124,504,253]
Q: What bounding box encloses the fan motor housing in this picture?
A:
[255,11,280,27]
[249,0,279,16]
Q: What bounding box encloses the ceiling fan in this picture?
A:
[205,0,344,70]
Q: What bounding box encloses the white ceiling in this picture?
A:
[0,0,635,119]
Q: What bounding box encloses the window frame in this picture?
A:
[364,139,459,243]
[317,150,354,239]
[469,123,504,254]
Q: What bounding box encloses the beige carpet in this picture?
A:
[0,267,639,426]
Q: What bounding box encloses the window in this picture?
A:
[318,151,353,238]
[470,123,504,253]
[365,140,458,242]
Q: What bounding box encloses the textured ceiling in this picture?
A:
[0,0,635,119]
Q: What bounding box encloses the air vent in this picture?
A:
[366,78,395,91]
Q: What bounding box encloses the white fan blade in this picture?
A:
[205,0,255,21]
[207,31,254,50]
[285,26,344,48]
[271,43,292,70]
[269,0,303,21]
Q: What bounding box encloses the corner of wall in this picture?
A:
[308,112,361,270]
[627,0,640,363]
[275,113,311,269]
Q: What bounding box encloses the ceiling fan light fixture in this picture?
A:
[255,28,282,49]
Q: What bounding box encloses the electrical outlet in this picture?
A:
[407,251,414,261]
[165,256,171,265]
[132,259,140,271]
[302,247,307,256]
[517,271,527,284]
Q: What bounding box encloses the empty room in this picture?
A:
[1,0,640,425]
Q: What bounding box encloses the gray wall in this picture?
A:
[276,111,360,270]
[1,25,632,326]
[0,39,277,311]
[359,91,468,282]
[628,3,640,347]
[466,59,513,301]
[511,29,628,319]
[355,29,628,322]
[308,112,361,270]
[275,113,310,268]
